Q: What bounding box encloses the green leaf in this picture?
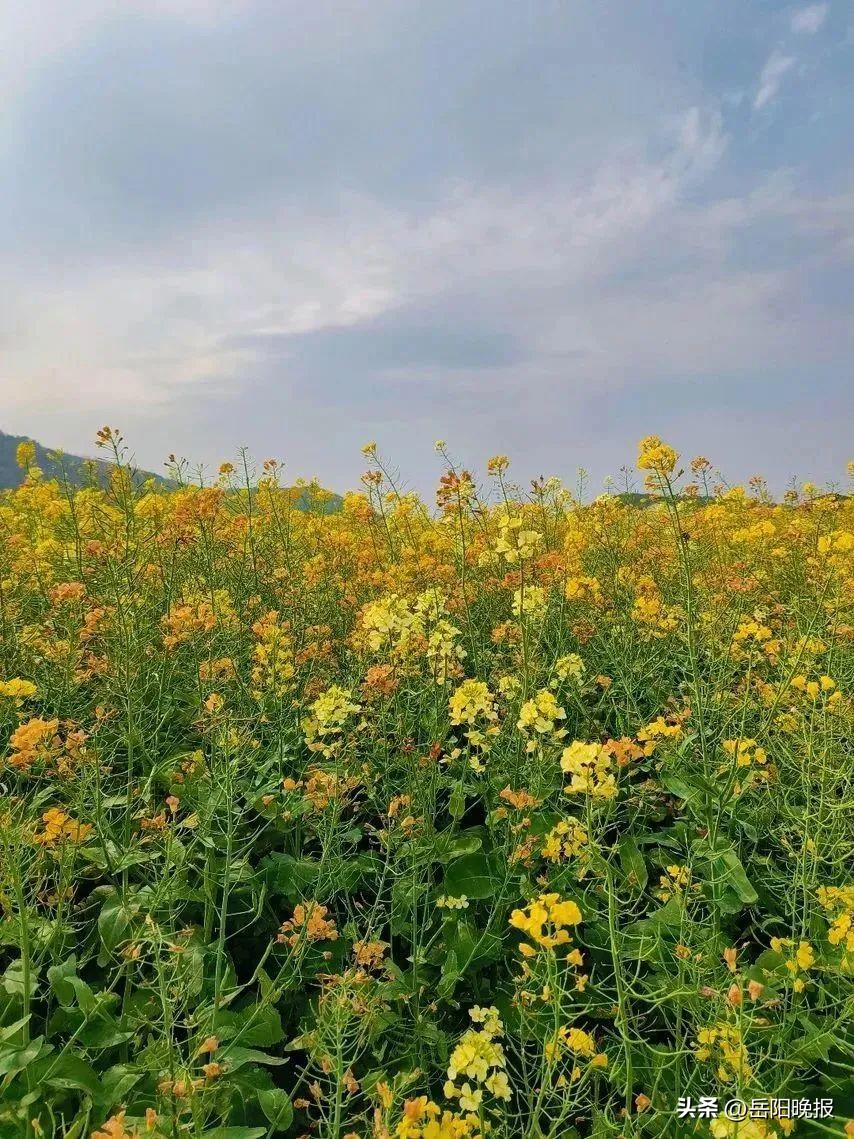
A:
[433,829,483,863]
[660,771,704,805]
[649,896,686,928]
[716,849,758,903]
[60,1119,87,1139]
[220,1045,287,1072]
[437,949,460,999]
[2,958,39,999]
[264,850,379,902]
[0,1016,30,1043]
[618,838,648,891]
[755,949,784,973]
[47,957,78,1006]
[92,1064,142,1108]
[444,852,496,900]
[67,975,97,1015]
[620,900,681,960]
[98,896,133,953]
[78,1005,132,1050]
[258,1087,294,1131]
[257,967,276,1002]
[704,844,758,910]
[446,920,504,970]
[264,854,320,900]
[215,1005,284,1048]
[200,1130,268,1139]
[0,1036,52,1077]
[40,1053,102,1097]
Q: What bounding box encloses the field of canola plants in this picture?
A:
[0,429,852,1139]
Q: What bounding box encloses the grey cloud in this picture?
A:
[0,0,730,260]
[1,0,852,494]
[234,302,526,374]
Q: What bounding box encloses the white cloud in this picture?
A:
[0,108,728,416]
[4,100,852,439]
[754,50,797,109]
[791,4,828,34]
[4,105,852,426]
[1,99,851,488]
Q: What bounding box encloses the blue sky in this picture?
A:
[1,1,851,494]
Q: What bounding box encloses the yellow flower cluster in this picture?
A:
[494,512,541,564]
[563,575,602,604]
[448,680,495,728]
[544,1024,608,1074]
[637,435,678,475]
[695,1021,752,1082]
[91,1109,161,1139]
[656,864,695,901]
[0,678,38,705]
[770,937,816,992]
[541,818,589,863]
[395,1097,483,1139]
[302,685,362,758]
[730,618,781,664]
[444,1006,511,1113]
[817,885,854,958]
[277,900,339,948]
[790,673,842,709]
[635,715,684,755]
[509,893,582,955]
[436,895,470,910]
[511,584,548,621]
[516,689,567,752]
[631,578,681,638]
[552,653,585,685]
[162,590,237,650]
[16,441,36,469]
[6,716,62,772]
[448,680,499,769]
[722,738,768,768]
[360,592,465,685]
[360,593,413,651]
[425,623,467,684]
[560,741,617,799]
[250,610,295,700]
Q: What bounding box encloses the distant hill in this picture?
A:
[0,428,163,490]
[0,429,342,512]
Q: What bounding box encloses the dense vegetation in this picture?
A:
[0,431,851,1139]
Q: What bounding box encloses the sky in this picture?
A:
[1,0,852,496]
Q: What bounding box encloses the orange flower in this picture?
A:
[278,901,339,947]
[34,808,92,846]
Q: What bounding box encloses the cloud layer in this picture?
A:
[1,1,851,492]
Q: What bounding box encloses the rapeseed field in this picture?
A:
[0,431,851,1139]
